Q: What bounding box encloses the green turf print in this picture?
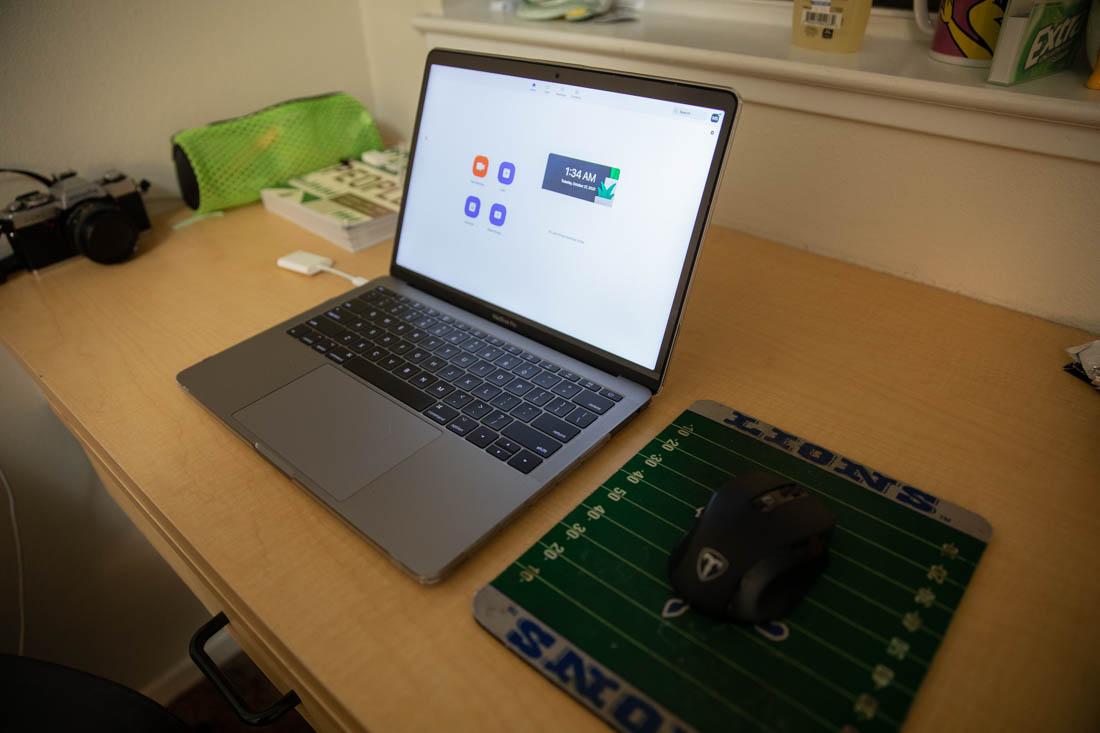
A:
[479,403,991,733]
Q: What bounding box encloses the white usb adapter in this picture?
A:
[277,250,368,287]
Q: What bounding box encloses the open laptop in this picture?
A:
[178,49,740,582]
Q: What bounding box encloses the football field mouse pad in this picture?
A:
[475,400,991,732]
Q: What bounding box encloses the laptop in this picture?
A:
[178,49,740,582]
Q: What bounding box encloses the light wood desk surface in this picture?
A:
[0,205,1096,732]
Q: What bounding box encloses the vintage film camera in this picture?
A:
[1,170,151,277]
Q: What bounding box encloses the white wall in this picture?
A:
[0,0,376,693]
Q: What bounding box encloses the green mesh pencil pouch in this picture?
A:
[172,92,382,213]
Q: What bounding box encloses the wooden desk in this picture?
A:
[0,205,1096,732]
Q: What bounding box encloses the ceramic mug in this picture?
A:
[916,0,1008,65]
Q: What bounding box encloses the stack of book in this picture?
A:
[261,145,408,251]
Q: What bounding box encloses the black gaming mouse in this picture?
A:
[668,470,836,623]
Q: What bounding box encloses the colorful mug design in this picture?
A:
[929,0,1009,65]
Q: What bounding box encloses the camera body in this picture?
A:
[1,170,151,271]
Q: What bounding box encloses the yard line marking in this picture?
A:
[598,484,688,533]
[672,422,975,566]
[632,454,716,492]
[615,468,697,509]
[831,548,955,613]
[537,544,848,731]
[665,439,966,590]
[579,502,670,554]
[802,597,931,669]
[822,575,945,641]
[561,528,916,710]
[516,562,774,732]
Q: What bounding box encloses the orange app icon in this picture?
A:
[472,155,489,177]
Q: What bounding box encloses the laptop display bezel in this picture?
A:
[390,48,739,394]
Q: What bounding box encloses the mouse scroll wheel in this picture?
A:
[753,484,807,512]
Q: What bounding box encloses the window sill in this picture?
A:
[415,0,1100,162]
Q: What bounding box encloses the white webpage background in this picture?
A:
[396,65,721,370]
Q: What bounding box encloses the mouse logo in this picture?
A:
[697,548,728,582]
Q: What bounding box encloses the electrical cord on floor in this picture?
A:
[0,465,24,655]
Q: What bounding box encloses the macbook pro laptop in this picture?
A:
[178,49,740,582]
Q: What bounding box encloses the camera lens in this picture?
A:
[67,200,138,264]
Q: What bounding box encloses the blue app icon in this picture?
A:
[464,195,480,218]
[710,112,720,123]
[497,161,515,185]
[489,203,507,226]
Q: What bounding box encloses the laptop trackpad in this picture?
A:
[233,365,441,501]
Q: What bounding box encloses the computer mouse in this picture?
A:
[668,471,836,623]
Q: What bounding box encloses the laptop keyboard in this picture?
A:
[285,285,623,475]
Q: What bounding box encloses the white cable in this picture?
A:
[0,466,24,656]
[317,264,368,287]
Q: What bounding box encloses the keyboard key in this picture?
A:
[452,352,478,369]
[341,299,370,315]
[439,314,454,324]
[495,354,522,370]
[470,328,486,339]
[437,364,464,382]
[502,422,562,459]
[364,346,387,362]
[465,425,497,448]
[507,450,543,474]
[456,374,483,392]
[453,321,470,331]
[405,329,428,343]
[503,378,535,397]
[434,344,461,360]
[472,383,502,401]
[599,388,623,402]
[428,323,453,338]
[444,331,470,345]
[413,316,435,330]
[355,323,384,339]
[337,331,357,347]
[349,338,372,353]
[476,345,504,362]
[482,410,513,431]
[565,406,598,428]
[520,351,540,364]
[380,354,404,370]
[551,381,583,399]
[559,369,580,382]
[411,372,438,389]
[323,309,347,324]
[532,413,580,443]
[427,382,455,399]
[512,363,540,379]
[298,332,321,347]
[421,336,444,351]
[447,414,478,437]
[502,344,522,355]
[486,336,504,347]
[390,340,414,356]
[493,436,521,455]
[287,324,312,339]
[532,371,561,389]
[487,369,515,387]
[443,390,473,409]
[579,379,601,392]
[309,316,344,338]
[486,443,513,461]
[546,398,575,417]
[377,333,398,348]
[468,360,496,378]
[572,391,614,415]
[361,287,386,302]
[510,402,541,423]
[325,348,355,364]
[423,357,447,372]
[491,393,521,411]
[461,338,485,353]
[395,363,419,380]
[392,322,411,335]
[538,360,559,373]
[462,400,494,420]
[524,388,553,407]
[424,402,458,425]
[344,358,434,412]
[406,348,430,363]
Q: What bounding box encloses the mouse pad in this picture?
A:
[474,400,991,733]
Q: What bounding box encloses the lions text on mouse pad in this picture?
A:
[474,400,991,733]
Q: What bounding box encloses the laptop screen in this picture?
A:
[395,62,728,372]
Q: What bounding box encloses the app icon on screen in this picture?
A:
[489,203,507,226]
[497,162,515,185]
[472,155,489,177]
[464,195,481,218]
